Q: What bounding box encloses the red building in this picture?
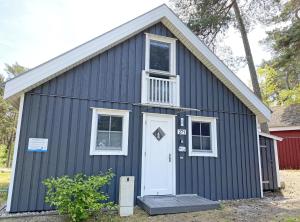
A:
[269,104,300,169]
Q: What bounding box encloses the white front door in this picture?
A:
[142,113,175,196]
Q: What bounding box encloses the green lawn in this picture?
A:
[0,168,11,206]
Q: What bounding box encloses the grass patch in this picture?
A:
[0,168,11,206]
[284,217,300,222]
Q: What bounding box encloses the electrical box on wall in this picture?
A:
[119,176,135,216]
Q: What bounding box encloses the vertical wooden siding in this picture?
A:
[259,135,278,191]
[10,22,260,212]
[272,131,300,169]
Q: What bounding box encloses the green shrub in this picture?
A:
[43,170,115,222]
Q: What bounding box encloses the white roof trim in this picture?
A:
[4,4,271,122]
[259,132,283,141]
[269,126,300,131]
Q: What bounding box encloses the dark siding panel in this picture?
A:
[259,135,278,191]
[11,22,260,212]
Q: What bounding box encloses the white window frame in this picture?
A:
[188,116,218,157]
[90,108,129,156]
[145,33,177,75]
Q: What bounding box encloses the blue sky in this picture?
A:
[0,0,271,85]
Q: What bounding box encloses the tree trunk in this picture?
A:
[232,0,269,133]
[285,67,291,89]
[6,132,14,167]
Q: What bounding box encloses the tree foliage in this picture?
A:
[259,0,300,105]
[170,0,280,80]
[0,62,27,167]
[258,65,300,106]
[171,0,280,47]
[4,62,27,78]
[172,0,233,47]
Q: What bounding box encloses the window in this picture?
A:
[188,116,218,157]
[90,108,129,155]
[145,33,176,75]
[150,40,170,72]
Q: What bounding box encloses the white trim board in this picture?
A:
[273,139,281,188]
[256,118,263,198]
[259,132,283,141]
[269,126,300,131]
[4,4,271,123]
[6,94,24,212]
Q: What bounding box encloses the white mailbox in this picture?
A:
[119,176,135,216]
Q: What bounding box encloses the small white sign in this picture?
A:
[180,118,184,127]
[178,146,186,152]
[177,129,186,135]
[28,138,48,152]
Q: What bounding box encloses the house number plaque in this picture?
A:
[177,129,186,135]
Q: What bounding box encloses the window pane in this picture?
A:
[110,132,122,149]
[98,115,110,131]
[96,131,109,150]
[111,116,123,131]
[201,136,211,151]
[150,40,170,72]
[192,122,200,135]
[192,136,201,150]
[201,122,210,136]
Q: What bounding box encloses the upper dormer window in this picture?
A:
[150,41,170,72]
[145,33,176,75]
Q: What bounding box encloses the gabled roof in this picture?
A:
[269,104,300,128]
[4,4,271,122]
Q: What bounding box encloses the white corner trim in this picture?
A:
[145,32,177,75]
[89,108,130,156]
[259,132,283,141]
[256,117,263,198]
[6,94,25,212]
[269,126,300,131]
[141,113,147,197]
[188,116,218,157]
[4,4,271,122]
[273,139,281,188]
[176,75,180,107]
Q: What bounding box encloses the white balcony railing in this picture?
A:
[141,71,180,106]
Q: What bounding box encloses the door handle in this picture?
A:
[169,153,171,162]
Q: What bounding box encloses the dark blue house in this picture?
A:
[4,5,272,213]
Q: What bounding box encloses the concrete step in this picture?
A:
[137,194,220,215]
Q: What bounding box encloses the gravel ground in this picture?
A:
[0,170,299,222]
